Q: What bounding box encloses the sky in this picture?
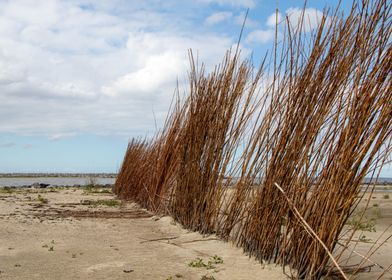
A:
[0,0,390,176]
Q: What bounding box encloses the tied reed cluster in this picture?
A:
[114,1,391,279]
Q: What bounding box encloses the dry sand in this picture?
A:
[0,188,287,280]
[341,189,392,280]
[0,187,391,280]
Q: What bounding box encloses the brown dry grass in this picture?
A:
[114,1,391,279]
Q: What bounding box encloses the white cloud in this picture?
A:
[284,8,326,32]
[234,12,259,28]
[246,7,326,46]
[205,12,232,26]
[198,0,255,8]
[0,0,236,138]
[246,29,274,44]
[0,63,26,85]
[266,12,283,27]
[102,52,186,97]
[49,133,75,141]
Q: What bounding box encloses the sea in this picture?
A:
[0,176,390,189]
[0,176,115,187]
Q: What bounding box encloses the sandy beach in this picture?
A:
[0,186,391,279]
[0,187,287,280]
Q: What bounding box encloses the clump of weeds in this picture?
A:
[80,199,120,207]
[37,194,48,204]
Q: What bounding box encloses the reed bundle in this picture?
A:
[114,0,391,278]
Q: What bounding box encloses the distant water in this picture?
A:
[362,177,392,184]
[0,176,390,188]
[0,177,115,187]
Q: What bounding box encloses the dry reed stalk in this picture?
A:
[169,49,262,233]
[114,0,391,278]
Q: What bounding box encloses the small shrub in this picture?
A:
[0,187,15,193]
[80,199,120,207]
[84,188,112,194]
[383,194,390,199]
[201,275,216,280]
[188,258,206,268]
[188,255,224,270]
[210,255,223,264]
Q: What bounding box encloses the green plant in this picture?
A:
[188,258,206,268]
[188,255,224,270]
[359,235,371,243]
[201,275,216,280]
[0,187,15,193]
[210,255,223,264]
[206,255,223,270]
[48,246,54,251]
[37,194,48,204]
[346,218,376,232]
[84,187,112,194]
[80,199,120,207]
[383,194,390,199]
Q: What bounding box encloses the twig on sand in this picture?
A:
[177,238,220,244]
[139,236,179,243]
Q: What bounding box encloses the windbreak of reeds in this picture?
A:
[114,0,391,279]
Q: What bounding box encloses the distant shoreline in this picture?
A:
[0,173,390,182]
[0,173,117,178]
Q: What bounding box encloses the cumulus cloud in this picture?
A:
[285,8,326,32]
[102,52,186,97]
[246,29,274,44]
[198,0,255,8]
[246,7,326,45]
[205,12,233,26]
[266,12,283,27]
[0,0,236,138]
[266,8,327,32]
[234,12,259,28]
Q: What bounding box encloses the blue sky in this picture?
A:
[0,0,390,176]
